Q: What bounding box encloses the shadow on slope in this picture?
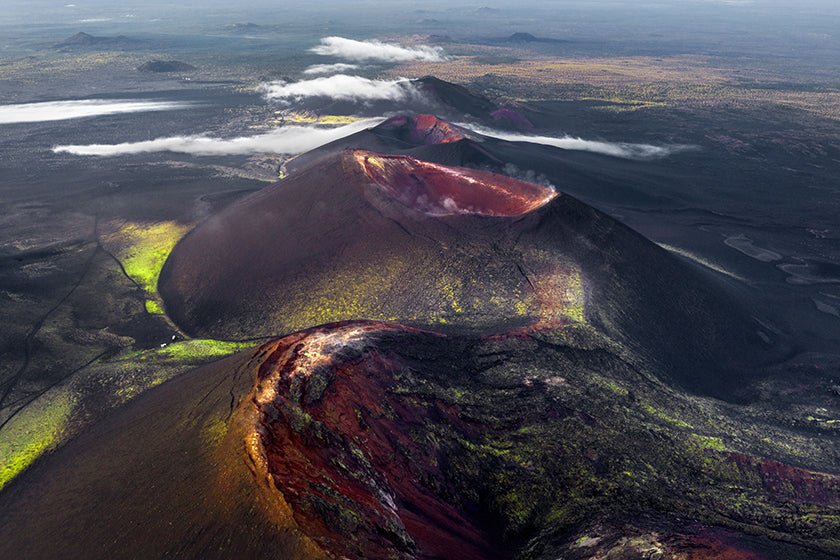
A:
[159,146,788,399]
[0,321,835,559]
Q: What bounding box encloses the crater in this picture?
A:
[355,150,557,216]
[377,114,473,145]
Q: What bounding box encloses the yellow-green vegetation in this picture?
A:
[116,339,254,364]
[0,52,144,81]
[0,218,261,491]
[640,403,694,429]
[518,249,586,324]
[583,97,667,112]
[101,221,191,314]
[145,299,165,314]
[201,415,231,447]
[276,111,364,125]
[0,390,74,490]
[270,241,589,335]
[383,48,840,119]
[283,251,415,328]
[275,246,538,333]
[397,329,840,553]
[0,338,255,489]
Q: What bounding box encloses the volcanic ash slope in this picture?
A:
[2,321,835,559]
[159,149,785,396]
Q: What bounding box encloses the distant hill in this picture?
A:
[53,32,143,51]
[262,76,500,124]
[137,60,196,73]
[414,75,497,119]
[502,32,567,44]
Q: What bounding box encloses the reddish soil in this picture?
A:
[247,321,505,560]
[355,150,556,216]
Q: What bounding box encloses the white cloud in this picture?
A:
[0,99,193,124]
[260,75,420,103]
[461,124,694,160]
[303,63,361,75]
[310,36,446,62]
[52,118,386,157]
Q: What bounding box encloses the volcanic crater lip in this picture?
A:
[247,320,505,560]
[353,150,557,216]
[378,114,475,144]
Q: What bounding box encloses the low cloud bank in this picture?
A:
[463,124,694,160]
[261,75,420,103]
[303,63,360,75]
[0,99,194,124]
[52,118,386,157]
[310,36,446,62]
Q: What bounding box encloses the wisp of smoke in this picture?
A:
[461,124,694,160]
[303,63,361,75]
[0,99,194,125]
[501,163,556,190]
[52,118,387,157]
[310,36,446,62]
[260,75,420,103]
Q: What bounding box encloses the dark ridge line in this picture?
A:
[516,263,537,294]
[0,348,111,433]
[0,218,100,413]
[0,239,89,266]
[192,358,246,414]
[387,217,414,238]
[226,363,248,421]
[97,240,143,293]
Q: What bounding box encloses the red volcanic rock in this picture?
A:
[159,149,569,340]
[726,452,840,506]
[355,151,556,216]
[283,113,505,174]
[160,146,785,398]
[376,114,473,145]
[245,321,503,560]
[490,108,534,131]
[563,516,788,560]
[237,321,839,560]
[0,319,834,559]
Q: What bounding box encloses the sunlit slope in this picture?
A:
[159,151,562,338]
[160,148,785,397]
[0,322,834,560]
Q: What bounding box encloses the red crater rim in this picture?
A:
[354,150,557,216]
[245,321,501,560]
[379,114,473,144]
